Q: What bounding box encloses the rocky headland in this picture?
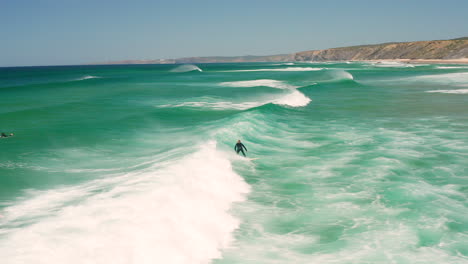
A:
[91,37,468,65]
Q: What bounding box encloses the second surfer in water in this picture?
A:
[234,140,248,157]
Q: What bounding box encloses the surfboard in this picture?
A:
[248,158,260,161]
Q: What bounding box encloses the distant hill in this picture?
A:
[294,38,468,61]
[173,54,293,63]
[91,37,468,65]
[92,55,292,65]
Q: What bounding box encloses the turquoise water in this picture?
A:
[1,62,467,263]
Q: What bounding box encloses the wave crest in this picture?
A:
[170,64,203,73]
[273,90,311,107]
[324,70,354,82]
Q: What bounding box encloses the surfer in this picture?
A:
[1,133,13,138]
[234,140,248,157]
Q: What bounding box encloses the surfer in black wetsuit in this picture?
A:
[234,140,247,157]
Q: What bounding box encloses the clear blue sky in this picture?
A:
[1,0,467,66]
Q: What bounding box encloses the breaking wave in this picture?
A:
[0,142,249,264]
[273,90,311,107]
[324,70,354,82]
[170,64,203,73]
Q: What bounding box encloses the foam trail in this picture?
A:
[273,90,311,107]
[220,79,298,89]
[223,67,323,72]
[436,66,468,69]
[171,64,203,73]
[159,101,264,110]
[158,90,312,110]
[75,75,99,81]
[407,72,468,85]
[426,89,468,94]
[0,141,249,264]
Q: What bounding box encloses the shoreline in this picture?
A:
[353,58,468,64]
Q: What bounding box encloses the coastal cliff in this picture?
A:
[91,37,468,65]
[294,37,468,61]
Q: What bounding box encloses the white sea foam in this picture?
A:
[436,66,468,69]
[409,72,468,85]
[161,101,264,110]
[159,89,312,110]
[273,90,311,107]
[75,75,99,81]
[224,67,323,72]
[271,63,295,66]
[372,61,415,68]
[426,89,468,94]
[220,79,298,89]
[0,142,249,264]
[170,64,203,72]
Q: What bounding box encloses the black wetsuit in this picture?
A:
[234,142,247,157]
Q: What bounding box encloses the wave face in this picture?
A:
[1,62,468,264]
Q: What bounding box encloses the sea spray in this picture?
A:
[325,69,354,81]
[273,90,311,107]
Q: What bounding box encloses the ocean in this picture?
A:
[0,61,467,263]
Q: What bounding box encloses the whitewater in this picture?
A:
[0,62,467,264]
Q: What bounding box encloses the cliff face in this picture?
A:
[294,39,468,61]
